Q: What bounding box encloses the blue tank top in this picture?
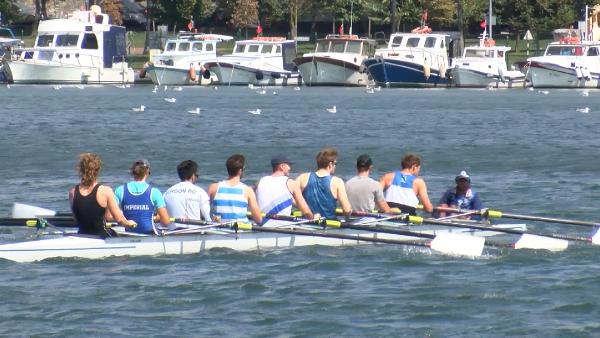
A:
[121,183,155,234]
[302,173,336,219]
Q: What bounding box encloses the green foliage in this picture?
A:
[0,0,18,24]
[231,0,259,29]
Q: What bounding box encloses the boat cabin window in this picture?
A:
[406,37,420,48]
[234,44,245,53]
[316,41,329,52]
[56,34,79,47]
[332,41,345,53]
[588,47,599,56]
[261,45,273,54]
[497,50,504,58]
[248,44,260,53]
[179,42,190,51]
[166,42,176,51]
[346,41,362,53]
[192,42,203,52]
[391,35,403,47]
[205,43,214,52]
[36,35,54,47]
[82,33,98,49]
[546,46,577,56]
[424,37,437,48]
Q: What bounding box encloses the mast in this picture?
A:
[488,0,493,38]
[349,0,353,35]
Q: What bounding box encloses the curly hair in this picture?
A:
[78,153,102,187]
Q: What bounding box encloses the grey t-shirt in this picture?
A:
[345,175,385,212]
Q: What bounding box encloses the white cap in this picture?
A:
[455,170,470,182]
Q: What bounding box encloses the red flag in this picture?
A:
[480,19,486,29]
[187,20,194,31]
[338,22,344,34]
[256,24,263,35]
[422,9,428,23]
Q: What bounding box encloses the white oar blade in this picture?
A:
[514,234,568,251]
[429,233,485,257]
[590,228,600,245]
[12,203,56,218]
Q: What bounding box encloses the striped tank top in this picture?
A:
[212,181,249,222]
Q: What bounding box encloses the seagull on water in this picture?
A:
[293,86,301,91]
[272,91,278,95]
[188,108,202,114]
[374,85,381,91]
[53,85,62,90]
[164,97,176,103]
[213,86,219,90]
[248,108,261,115]
[538,90,549,95]
[132,105,146,112]
[163,85,168,91]
[576,107,590,113]
[366,88,375,94]
[173,86,183,91]
[248,84,255,89]
[257,89,266,95]
[6,84,10,89]
[326,105,337,113]
[582,90,589,97]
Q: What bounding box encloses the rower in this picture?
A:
[297,147,352,219]
[380,153,433,215]
[208,154,262,224]
[435,170,483,219]
[114,159,170,235]
[345,154,392,213]
[69,153,136,238]
[163,160,212,230]
[256,154,313,226]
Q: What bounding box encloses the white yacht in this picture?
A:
[450,38,526,88]
[293,34,375,86]
[142,32,232,86]
[204,37,300,86]
[3,6,134,84]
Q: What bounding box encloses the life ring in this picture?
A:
[483,38,496,47]
[189,64,196,81]
[560,36,580,44]
[411,26,432,34]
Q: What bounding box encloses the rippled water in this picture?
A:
[1,85,600,336]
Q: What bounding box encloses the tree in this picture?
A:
[0,0,18,24]
[231,0,259,32]
[101,0,123,25]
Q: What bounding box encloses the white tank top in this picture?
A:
[256,175,293,216]
[384,171,419,207]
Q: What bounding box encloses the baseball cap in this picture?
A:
[271,154,292,166]
[455,170,470,182]
[356,154,373,168]
[132,158,150,169]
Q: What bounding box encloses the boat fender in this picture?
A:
[139,62,148,79]
[582,67,592,80]
[272,72,281,79]
[189,64,197,81]
[439,63,446,79]
[575,66,583,79]
[498,67,506,83]
[255,70,264,80]
[423,61,431,80]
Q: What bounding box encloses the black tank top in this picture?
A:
[73,184,110,238]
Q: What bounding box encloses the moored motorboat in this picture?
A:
[293,34,375,86]
[143,32,233,86]
[362,28,452,87]
[204,37,301,86]
[3,6,134,84]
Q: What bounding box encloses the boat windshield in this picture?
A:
[316,41,329,52]
[406,37,420,48]
[391,35,403,47]
[465,49,493,58]
[545,45,583,56]
[331,41,345,52]
[347,41,362,53]
[192,42,203,52]
[248,44,259,53]
[179,42,190,51]
[166,42,176,51]
[56,34,79,47]
[36,35,54,47]
[424,37,437,48]
[261,45,273,54]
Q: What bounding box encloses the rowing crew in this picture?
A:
[69,149,482,238]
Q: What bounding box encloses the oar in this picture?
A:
[350,210,571,251]
[11,203,71,218]
[244,215,486,257]
[0,217,77,228]
[232,222,485,257]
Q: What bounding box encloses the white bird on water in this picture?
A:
[53,85,62,90]
[6,83,10,89]
[213,86,219,91]
[188,108,202,114]
[538,90,549,95]
[326,105,337,113]
[576,107,590,113]
[132,105,146,112]
[173,86,183,91]
[248,108,261,115]
[366,88,375,94]
[248,84,255,89]
[293,86,301,91]
[257,89,266,95]
[582,90,589,97]
[164,97,176,103]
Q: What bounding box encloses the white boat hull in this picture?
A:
[206,62,301,86]
[452,68,526,88]
[529,63,599,88]
[295,58,369,86]
[145,64,214,86]
[5,60,134,84]
[0,223,526,262]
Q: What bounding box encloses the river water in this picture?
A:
[1,85,600,336]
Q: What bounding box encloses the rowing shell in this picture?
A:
[0,222,526,262]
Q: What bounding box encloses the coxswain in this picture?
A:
[435,170,483,219]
